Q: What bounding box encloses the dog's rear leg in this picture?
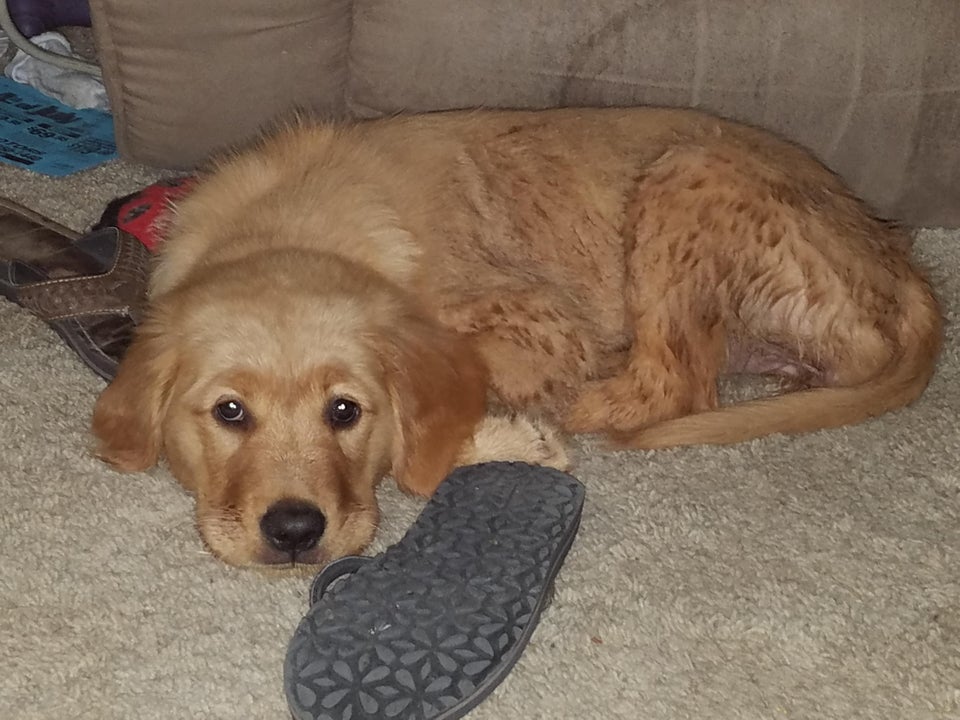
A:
[562,159,732,435]
[567,143,941,446]
[563,255,726,435]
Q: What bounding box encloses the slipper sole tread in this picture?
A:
[284,461,585,720]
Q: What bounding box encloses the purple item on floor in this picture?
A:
[7,0,91,37]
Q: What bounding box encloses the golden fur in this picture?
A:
[92,107,942,567]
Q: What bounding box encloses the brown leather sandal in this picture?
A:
[0,196,81,261]
[1,226,149,380]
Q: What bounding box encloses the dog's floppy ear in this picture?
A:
[92,315,177,472]
[382,314,488,496]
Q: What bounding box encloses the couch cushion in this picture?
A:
[348,0,960,226]
[89,0,352,168]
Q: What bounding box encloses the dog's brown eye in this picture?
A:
[327,398,360,428]
[215,399,247,425]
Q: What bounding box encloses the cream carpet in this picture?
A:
[0,156,958,720]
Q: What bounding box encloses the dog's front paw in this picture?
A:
[461,415,571,471]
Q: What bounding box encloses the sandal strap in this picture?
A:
[309,555,372,606]
[14,229,149,323]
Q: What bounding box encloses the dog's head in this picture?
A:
[92,251,487,567]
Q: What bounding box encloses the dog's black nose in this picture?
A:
[260,499,326,554]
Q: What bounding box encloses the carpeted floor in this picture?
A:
[0,152,958,720]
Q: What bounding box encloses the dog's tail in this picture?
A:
[615,280,943,450]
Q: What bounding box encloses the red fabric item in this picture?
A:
[95,176,194,251]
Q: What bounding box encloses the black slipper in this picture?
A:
[284,461,585,720]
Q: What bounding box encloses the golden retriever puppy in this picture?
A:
[92,108,941,567]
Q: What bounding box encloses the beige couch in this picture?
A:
[88,0,959,227]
